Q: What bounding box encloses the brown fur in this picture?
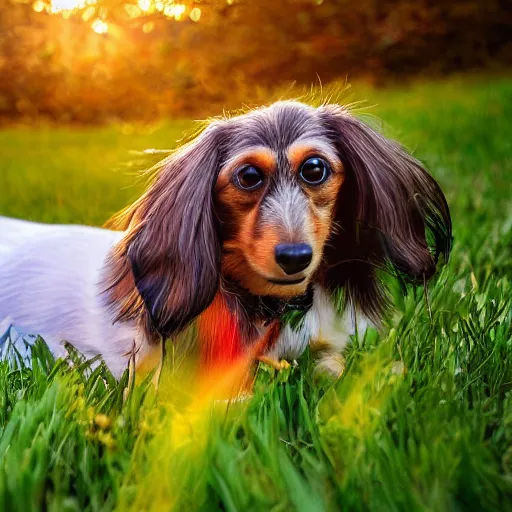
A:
[103,101,452,345]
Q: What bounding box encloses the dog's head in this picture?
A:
[106,101,451,338]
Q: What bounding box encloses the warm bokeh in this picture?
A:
[1,0,510,123]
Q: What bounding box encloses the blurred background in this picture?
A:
[0,0,510,226]
[1,0,510,124]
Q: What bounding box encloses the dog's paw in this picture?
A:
[258,355,291,371]
[313,353,345,382]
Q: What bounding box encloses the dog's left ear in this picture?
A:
[318,105,452,321]
[105,123,225,339]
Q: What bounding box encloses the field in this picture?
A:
[0,76,511,511]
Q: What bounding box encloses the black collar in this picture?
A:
[220,278,314,325]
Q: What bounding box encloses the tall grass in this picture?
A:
[0,76,511,511]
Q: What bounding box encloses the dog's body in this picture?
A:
[0,101,452,380]
[0,216,362,377]
[0,217,133,376]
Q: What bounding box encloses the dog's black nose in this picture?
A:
[274,243,313,275]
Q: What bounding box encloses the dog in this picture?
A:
[0,101,452,383]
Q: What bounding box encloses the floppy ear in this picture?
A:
[318,105,452,321]
[105,123,224,339]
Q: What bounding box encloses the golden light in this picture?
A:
[50,0,96,13]
[32,0,199,24]
[189,7,201,22]
[164,3,186,20]
[82,5,95,21]
[142,21,155,33]
[138,0,151,12]
[125,4,142,18]
[32,1,45,12]
[91,18,108,34]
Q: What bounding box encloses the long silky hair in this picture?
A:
[104,102,452,342]
[318,105,452,321]
[104,123,226,339]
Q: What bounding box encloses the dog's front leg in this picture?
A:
[260,287,353,379]
[310,339,347,381]
[257,355,291,371]
[307,286,368,381]
[256,321,289,370]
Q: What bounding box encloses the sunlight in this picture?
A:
[91,18,108,34]
[32,1,46,12]
[189,7,201,22]
[138,0,151,12]
[33,0,190,24]
[49,0,96,13]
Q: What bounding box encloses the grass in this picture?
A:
[0,75,511,511]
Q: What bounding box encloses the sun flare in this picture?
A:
[34,0,191,23]
[49,0,97,13]
[91,18,108,34]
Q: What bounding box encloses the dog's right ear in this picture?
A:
[104,123,225,340]
[318,105,452,322]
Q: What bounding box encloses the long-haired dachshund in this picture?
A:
[0,101,452,382]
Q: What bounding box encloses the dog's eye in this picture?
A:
[299,157,330,185]
[235,165,265,191]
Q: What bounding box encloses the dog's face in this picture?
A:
[215,103,344,297]
[106,100,452,340]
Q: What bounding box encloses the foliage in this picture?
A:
[0,0,510,122]
[0,77,511,510]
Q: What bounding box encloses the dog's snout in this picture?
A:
[274,243,313,275]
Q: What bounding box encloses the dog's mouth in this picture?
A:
[267,277,306,285]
